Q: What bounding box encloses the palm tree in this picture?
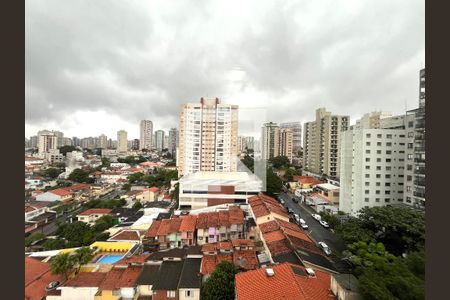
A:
[50,253,75,281]
[71,247,95,274]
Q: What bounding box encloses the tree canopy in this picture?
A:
[68,168,92,183]
[43,168,63,179]
[266,168,282,197]
[269,156,290,169]
[201,261,237,300]
[58,145,77,156]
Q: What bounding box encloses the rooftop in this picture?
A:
[135,264,161,285]
[152,261,184,291]
[109,230,141,241]
[78,208,112,216]
[178,258,202,289]
[64,272,107,287]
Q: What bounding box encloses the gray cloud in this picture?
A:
[26,0,424,139]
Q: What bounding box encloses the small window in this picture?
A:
[385,191,391,195]
[408,132,414,138]
[385,182,391,187]
[364,198,369,202]
[385,198,391,202]
[167,291,176,298]
[407,175,412,181]
[366,142,371,146]
[376,182,381,186]
[365,190,370,194]
[386,166,391,171]
[377,158,381,162]
[185,290,193,297]
[407,186,412,192]
[406,197,411,203]
[386,150,392,155]
[376,174,381,178]
[408,121,414,128]
[377,150,382,154]
[386,142,392,147]
[365,158,370,162]
[377,142,382,146]
[376,166,381,170]
[365,182,370,186]
[386,158,391,163]
[366,133,371,138]
[377,134,382,138]
[365,174,370,178]
[375,198,380,202]
[365,165,370,170]
[386,174,391,178]
[376,190,380,195]
[366,150,371,154]
[407,154,413,160]
[387,134,392,139]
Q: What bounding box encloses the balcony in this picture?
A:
[413,191,425,199]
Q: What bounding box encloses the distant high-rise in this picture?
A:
[117,130,128,152]
[354,111,393,130]
[139,120,153,150]
[72,137,80,147]
[261,122,279,160]
[53,131,64,148]
[168,128,178,156]
[132,139,140,150]
[178,97,238,176]
[237,136,255,153]
[279,128,294,162]
[98,134,108,149]
[155,130,165,152]
[303,108,349,178]
[30,135,38,148]
[37,130,57,153]
[280,122,302,154]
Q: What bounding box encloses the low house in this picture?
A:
[46,272,107,300]
[94,265,142,300]
[179,215,198,247]
[137,187,160,202]
[25,257,63,300]
[248,194,290,225]
[330,274,361,300]
[136,263,161,299]
[107,229,141,243]
[314,183,340,204]
[235,263,334,300]
[146,218,183,250]
[178,258,202,300]
[25,201,57,221]
[35,188,73,202]
[152,261,184,300]
[77,208,112,225]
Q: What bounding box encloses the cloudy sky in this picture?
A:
[26,0,424,140]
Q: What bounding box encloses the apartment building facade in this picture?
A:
[279,128,294,162]
[303,108,349,178]
[140,120,153,150]
[178,97,239,176]
[155,130,165,152]
[261,122,280,161]
[37,130,58,154]
[168,128,178,156]
[280,122,302,154]
[117,130,128,153]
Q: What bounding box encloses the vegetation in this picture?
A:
[266,167,283,197]
[318,211,341,229]
[241,154,254,172]
[84,199,126,209]
[142,169,178,187]
[92,215,114,232]
[58,145,77,156]
[71,247,96,274]
[284,167,302,182]
[50,247,96,279]
[336,206,426,300]
[55,218,114,247]
[44,168,63,179]
[128,172,144,184]
[269,155,290,169]
[68,168,93,183]
[25,232,46,247]
[201,261,237,300]
[132,200,143,210]
[42,238,67,251]
[117,155,147,165]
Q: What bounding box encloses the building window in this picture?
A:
[365,190,369,194]
[408,132,414,138]
[365,198,369,202]
[407,186,411,192]
[386,174,391,178]
[408,121,414,128]
[406,197,411,203]
[386,134,392,139]
[366,142,371,146]
[386,166,391,171]
[386,158,391,163]
[385,182,391,187]
[386,142,392,147]
[365,174,370,178]
[385,191,391,195]
[376,166,381,170]
[377,142,382,146]
[377,134,382,138]
[365,182,370,186]
[366,150,370,154]
[375,198,380,202]
[407,154,413,160]
[377,158,381,162]
[185,290,193,297]
[366,133,371,138]
[365,158,370,162]
[408,143,413,149]
[386,150,392,155]
[376,190,380,194]
[365,166,370,170]
[385,198,390,203]
[376,182,381,186]
[167,291,176,298]
[377,150,381,154]
[376,174,381,178]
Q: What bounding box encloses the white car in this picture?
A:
[299,218,306,224]
[318,242,331,255]
[311,214,321,221]
[300,223,309,230]
[319,220,330,228]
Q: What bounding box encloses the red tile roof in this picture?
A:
[249,194,289,219]
[297,176,323,186]
[275,218,303,232]
[147,186,159,192]
[263,230,286,243]
[266,239,292,256]
[115,253,151,266]
[78,208,112,216]
[259,220,280,234]
[232,239,255,248]
[201,254,233,275]
[25,257,63,300]
[109,230,141,241]
[64,272,107,287]
[201,241,233,253]
[146,220,162,238]
[156,218,182,236]
[196,207,245,229]
[99,266,142,290]
[233,250,259,270]
[179,215,197,232]
[49,188,73,196]
[235,263,333,300]
[64,183,91,192]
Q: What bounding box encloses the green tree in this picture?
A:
[58,221,94,246]
[71,247,95,274]
[132,200,143,210]
[241,154,254,172]
[128,172,144,184]
[68,168,92,183]
[50,253,75,280]
[266,168,282,197]
[318,211,341,229]
[58,145,77,156]
[101,157,111,168]
[269,156,290,169]
[201,261,237,300]
[122,183,131,191]
[25,232,46,247]
[43,238,67,250]
[92,215,114,232]
[44,168,63,179]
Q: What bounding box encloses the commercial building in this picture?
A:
[178,171,262,210]
[178,97,239,176]
[140,120,153,150]
[280,122,302,154]
[339,114,409,215]
[303,108,349,178]
[117,130,128,153]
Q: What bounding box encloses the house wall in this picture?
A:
[36,192,60,202]
[53,287,100,300]
[179,288,200,300]
[138,285,153,296]
[330,277,361,300]
[153,289,178,300]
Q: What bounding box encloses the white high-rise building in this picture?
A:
[117,130,128,153]
[98,134,108,149]
[37,130,57,154]
[339,114,409,216]
[261,122,280,161]
[155,130,165,152]
[168,128,178,156]
[178,97,238,176]
[279,128,294,162]
[139,120,153,150]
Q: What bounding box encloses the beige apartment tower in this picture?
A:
[117,130,128,153]
[140,120,153,150]
[178,97,238,176]
[279,128,294,162]
[261,122,280,161]
[303,108,349,178]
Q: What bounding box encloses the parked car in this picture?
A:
[311,214,321,221]
[319,220,330,228]
[299,218,306,224]
[294,214,300,223]
[300,223,309,230]
[292,197,298,203]
[287,208,294,214]
[280,199,285,205]
[318,242,331,255]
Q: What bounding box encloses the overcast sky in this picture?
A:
[25,0,424,140]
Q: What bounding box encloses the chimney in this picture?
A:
[265,268,275,277]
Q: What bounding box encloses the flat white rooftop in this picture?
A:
[180,171,262,192]
[315,183,340,191]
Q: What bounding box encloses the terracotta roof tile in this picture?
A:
[232,239,255,248]
[179,215,197,232]
[147,220,162,238]
[25,257,63,300]
[156,218,182,235]
[49,188,72,196]
[115,254,151,266]
[266,239,292,256]
[200,254,233,275]
[263,230,286,243]
[100,266,142,290]
[259,220,280,234]
[78,208,112,216]
[233,250,259,270]
[109,230,141,241]
[64,272,107,287]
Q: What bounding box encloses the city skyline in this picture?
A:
[26,0,424,139]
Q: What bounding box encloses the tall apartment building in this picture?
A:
[117,130,128,152]
[339,114,408,216]
[237,136,255,153]
[53,131,64,147]
[279,128,294,162]
[403,69,426,209]
[81,137,96,149]
[178,97,238,176]
[139,120,153,150]
[303,108,349,178]
[261,122,280,160]
[168,128,178,156]
[280,122,302,154]
[98,134,108,149]
[131,139,140,150]
[72,137,80,147]
[354,112,392,129]
[30,135,38,148]
[37,130,57,153]
[155,130,165,152]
